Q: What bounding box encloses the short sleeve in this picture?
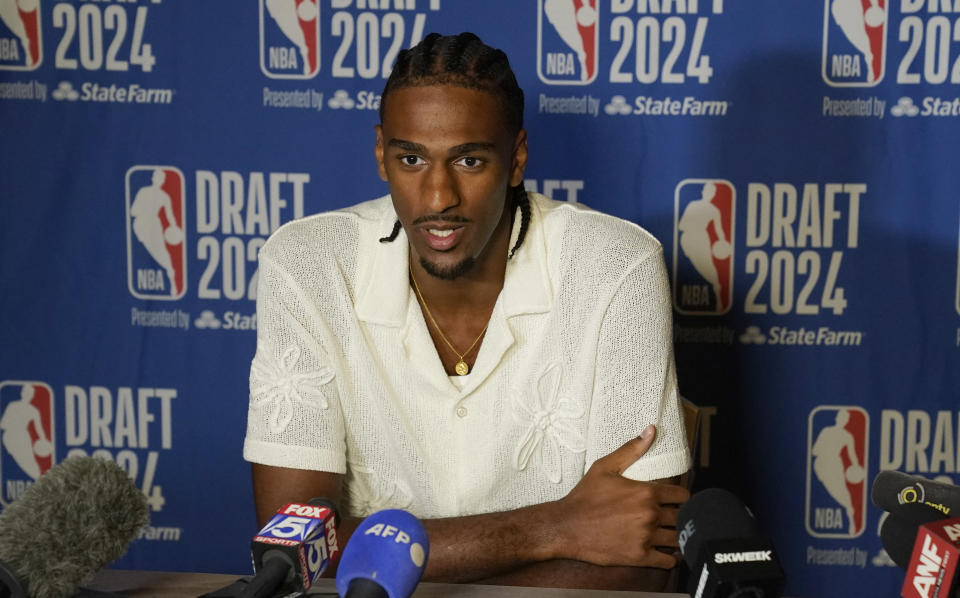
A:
[586,247,691,481]
[242,252,346,473]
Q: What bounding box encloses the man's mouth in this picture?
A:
[420,226,464,251]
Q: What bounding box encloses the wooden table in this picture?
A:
[88,570,688,597]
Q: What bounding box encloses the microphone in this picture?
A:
[900,517,960,598]
[676,488,785,598]
[0,455,149,598]
[335,509,429,598]
[872,471,960,519]
[880,504,949,570]
[242,498,340,598]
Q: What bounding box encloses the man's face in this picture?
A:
[375,85,527,280]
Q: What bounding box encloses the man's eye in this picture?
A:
[456,157,482,168]
[400,155,424,166]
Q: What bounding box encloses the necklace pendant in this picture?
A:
[454,360,469,376]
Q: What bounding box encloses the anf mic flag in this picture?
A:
[901,517,960,598]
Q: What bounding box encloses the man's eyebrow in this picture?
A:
[386,139,497,156]
[448,142,496,155]
[387,139,427,153]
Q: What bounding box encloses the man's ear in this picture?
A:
[509,129,528,188]
[375,125,388,182]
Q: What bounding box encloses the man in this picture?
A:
[244,32,690,590]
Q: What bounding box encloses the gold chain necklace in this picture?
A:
[409,265,488,376]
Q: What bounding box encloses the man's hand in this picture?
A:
[550,424,690,568]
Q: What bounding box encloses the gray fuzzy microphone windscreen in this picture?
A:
[0,455,149,598]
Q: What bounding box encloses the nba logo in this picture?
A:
[260,0,320,79]
[805,405,869,538]
[0,381,55,505]
[537,0,598,85]
[0,0,42,70]
[822,0,887,86]
[673,179,735,315]
[126,166,187,300]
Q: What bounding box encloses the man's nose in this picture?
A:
[422,164,460,213]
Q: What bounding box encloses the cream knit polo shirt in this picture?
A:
[243,192,690,518]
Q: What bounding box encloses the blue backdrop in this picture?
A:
[1,2,958,596]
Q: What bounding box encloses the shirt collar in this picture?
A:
[354,193,553,327]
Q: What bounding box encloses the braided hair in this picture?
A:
[376,32,531,260]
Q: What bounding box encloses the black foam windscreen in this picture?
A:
[872,471,960,519]
[677,487,762,566]
[879,505,949,570]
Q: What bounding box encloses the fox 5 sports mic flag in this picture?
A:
[252,502,340,591]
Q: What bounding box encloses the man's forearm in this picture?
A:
[331,500,566,583]
[331,501,677,590]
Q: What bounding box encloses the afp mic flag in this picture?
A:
[336,509,429,598]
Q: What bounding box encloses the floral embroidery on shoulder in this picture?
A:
[250,343,334,434]
[344,464,413,518]
[512,362,586,484]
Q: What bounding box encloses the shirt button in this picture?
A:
[455,406,468,418]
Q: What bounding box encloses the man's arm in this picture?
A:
[251,425,688,590]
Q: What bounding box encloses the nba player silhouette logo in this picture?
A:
[126,166,187,300]
[806,406,869,539]
[822,0,886,86]
[673,179,735,315]
[0,381,54,505]
[537,0,598,85]
[0,0,41,70]
[260,0,320,79]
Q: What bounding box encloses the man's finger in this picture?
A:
[640,546,679,570]
[658,506,680,528]
[653,483,691,506]
[598,424,656,473]
[652,526,682,548]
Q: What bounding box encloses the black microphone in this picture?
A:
[872,470,960,519]
[240,497,340,598]
[676,488,785,598]
[0,455,149,598]
[879,505,948,570]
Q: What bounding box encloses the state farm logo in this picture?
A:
[673,179,735,315]
[537,0,598,85]
[0,0,41,70]
[328,89,355,109]
[260,0,320,79]
[0,381,55,505]
[125,166,187,300]
[891,96,920,117]
[822,0,887,86]
[806,405,869,539]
